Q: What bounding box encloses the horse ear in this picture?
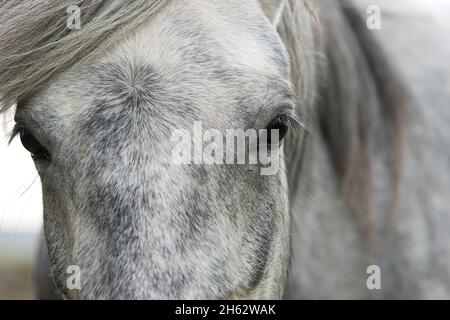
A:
[258,0,286,26]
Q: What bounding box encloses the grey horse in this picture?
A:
[0,0,449,299]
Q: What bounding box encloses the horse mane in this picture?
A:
[278,0,406,246]
[0,0,169,111]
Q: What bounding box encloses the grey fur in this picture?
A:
[1,0,449,299]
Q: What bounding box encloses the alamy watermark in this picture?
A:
[66,265,81,290]
[66,4,382,32]
[64,263,382,292]
[66,5,81,30]
[366,265,381,290]
[367,5,382,30]
[170,121,281,176]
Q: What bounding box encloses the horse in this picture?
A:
[0,0,449,299]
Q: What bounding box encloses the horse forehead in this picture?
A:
[127,0,287,77]
[30,0,287,118]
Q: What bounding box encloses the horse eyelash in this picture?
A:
[8,124,22,145]
[284,110,309,133]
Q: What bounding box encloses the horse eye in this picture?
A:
[19,129,50,160]
[265,114,290,145]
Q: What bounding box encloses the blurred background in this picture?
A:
[0,107,42,299]
[1,0,449,300]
